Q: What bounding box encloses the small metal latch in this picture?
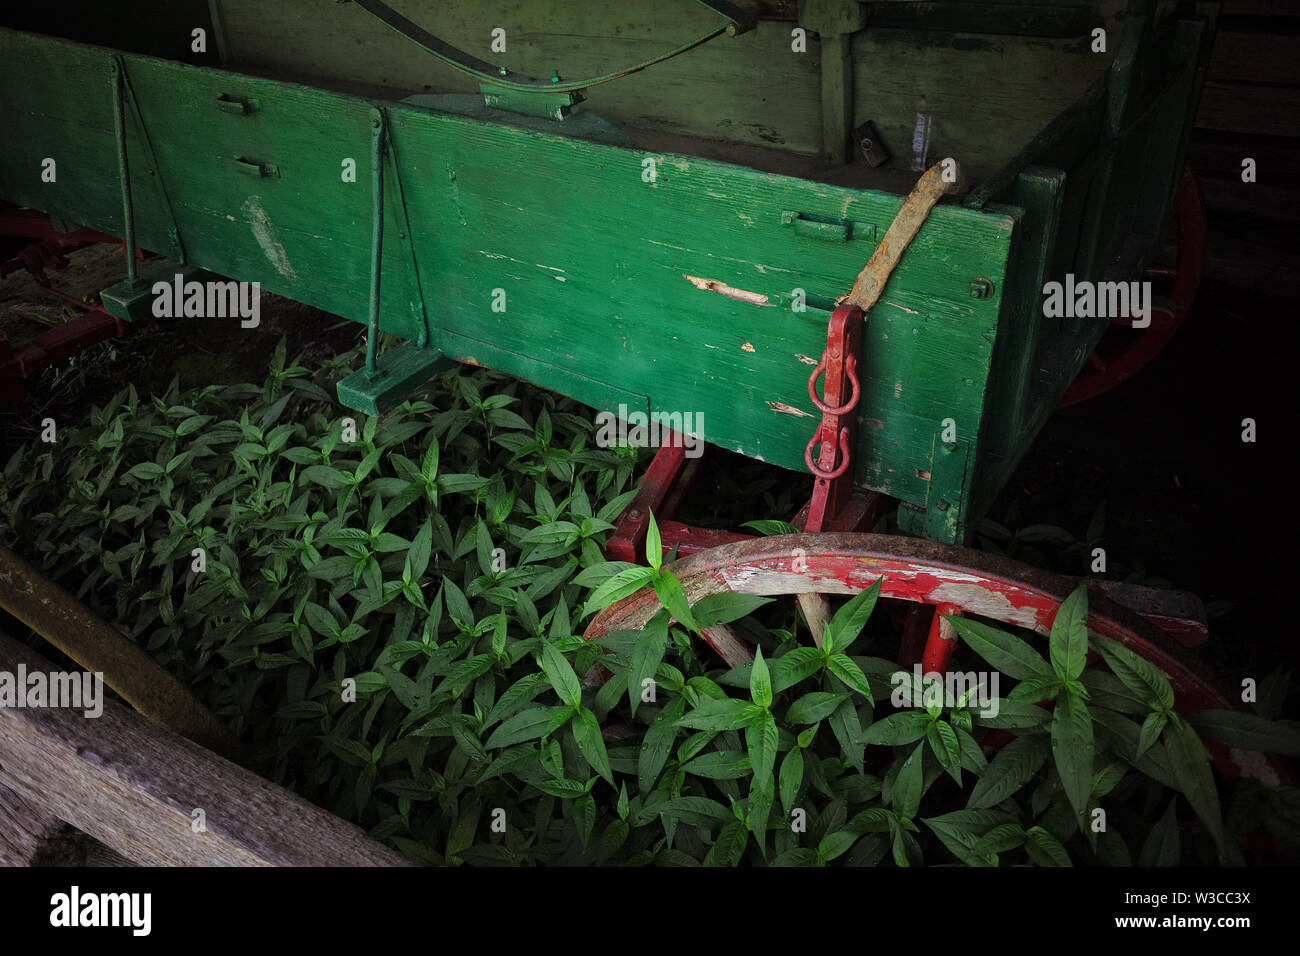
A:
[781,211,876,243]
[216,93,261,115]
[232,157,279,179]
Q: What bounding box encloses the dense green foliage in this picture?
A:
[2,344,1298,865]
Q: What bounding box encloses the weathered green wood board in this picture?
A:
[0,27,1024,544]
[848,29,1113,183]
[211,0,1126,174]
[214,0,826,155]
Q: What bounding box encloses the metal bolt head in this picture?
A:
[968,277,993,299]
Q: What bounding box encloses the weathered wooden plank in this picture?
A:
[1197,81,1300,136]
[215,0,825,154]
[973,167,1065,524]
[1190,138,1300,182]
[0,545,235,755]
[1208,30,1300,85]
[1218,0,1300,15]
[0,782,62,866]
[0,633,411,866]
[850,29,1113,183]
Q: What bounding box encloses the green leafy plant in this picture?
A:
[2,345,1296,866]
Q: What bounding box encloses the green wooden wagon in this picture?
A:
[4,0,1278,863]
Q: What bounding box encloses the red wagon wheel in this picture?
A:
[584,532,1282,786]
[1059,169,1205,406]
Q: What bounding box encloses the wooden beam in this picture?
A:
[0,783,62,865]
[1209,31,1300,85]
[0,545,236,756]
[0,633,410,866]
[1197,81,1300,136]
[801,0,867,164]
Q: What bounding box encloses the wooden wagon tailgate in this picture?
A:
[0,27,1018,539]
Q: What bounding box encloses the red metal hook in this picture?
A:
[804,426,851,479]
[808,352,860,415]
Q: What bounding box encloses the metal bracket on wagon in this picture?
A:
[336,343,457,415]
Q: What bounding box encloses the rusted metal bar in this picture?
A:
[842,159,965,311]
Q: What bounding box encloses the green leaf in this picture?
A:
[300,464,348,489]
[824,578,882,653]
[582,565,658,617]
[1137,798,1181,867]
[967,733,1050,809]
[829,696,865,773]
[892,742,924,820]
[645,510,663,572]
[691,592,773,627]
[1024,826,1072,866]
[1163,715,1228,862]
[628,614,669,718]
[818,830,858,863]
[639,697,686,793]
[862,711,929,747]
[779,748,804,813]
[485,706,564,749]
[740,519,799,536]
[826,653,873,703]
[1049,584,1089,681]
[785,691,849,725]
[1092,635,1175,711]
[678,697,754,732]
[657,796,733,829]
[972,823,1027,858]
[1183,709,1300,755]
[746,709,779,788]
[1137,711,1167,758]
[421,438,439,480]
[539,642,582,708]
[1051,689,1094,827]
[653,570,697,632]
[682,751,751,780]
[927,720,961,781]
[405,519,433,583]
[747,777,774,857]
[948,616,1054,682]
[704,820,749,867]
[574,793,596,848]
[571,706,614,785]
[971,698,1051,730]
[770,647,825,693]
[750,646,772,709]
[534,777,591,798]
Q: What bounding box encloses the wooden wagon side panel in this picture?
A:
[0,27,1023,541]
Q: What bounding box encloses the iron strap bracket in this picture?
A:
[803,303,864,533]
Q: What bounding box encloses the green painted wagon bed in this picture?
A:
[5,0,1275,858]
[0,0,1217,544]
